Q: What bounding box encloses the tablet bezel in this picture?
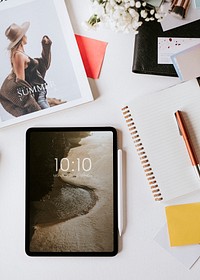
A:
[25,127,118,257]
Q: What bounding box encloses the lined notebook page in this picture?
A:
[127,79,200,201]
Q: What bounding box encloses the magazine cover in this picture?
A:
[0,0,93,127]
[26,128,118,256]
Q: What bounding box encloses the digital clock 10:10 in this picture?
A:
[54,157,92,172]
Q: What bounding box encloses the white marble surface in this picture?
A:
[0,0,200,279]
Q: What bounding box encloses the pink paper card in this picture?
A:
[75,34,108,79]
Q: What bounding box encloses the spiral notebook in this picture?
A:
[122,79,200,201]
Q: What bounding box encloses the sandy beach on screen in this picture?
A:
[30,132,114,252]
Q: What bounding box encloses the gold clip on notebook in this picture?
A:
[165,202,200,246]
[122,79,200,201]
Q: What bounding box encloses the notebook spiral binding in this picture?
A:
[122,106,163,201]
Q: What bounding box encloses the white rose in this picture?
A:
[155,13,161,19]
[110,0,116,7]
[140,9,148,18]
[129,8,139,20]
[132,19,142,30]
[150,9,155,15]
[130,0,135,7]
[135,1,141,8]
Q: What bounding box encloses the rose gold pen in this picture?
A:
[175,110,200,178]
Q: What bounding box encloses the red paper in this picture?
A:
[75,34,108,79]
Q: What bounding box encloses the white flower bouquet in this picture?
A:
[85,0,165,33]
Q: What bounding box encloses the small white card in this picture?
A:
[158,37,200,64]
[154,224,200,269]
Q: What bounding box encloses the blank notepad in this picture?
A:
[122,79,200,201]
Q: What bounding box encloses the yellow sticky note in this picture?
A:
[165,202,200,246]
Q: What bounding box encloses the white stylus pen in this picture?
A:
[118,149,123,236]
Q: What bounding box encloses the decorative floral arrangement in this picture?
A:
[85,0,166,34]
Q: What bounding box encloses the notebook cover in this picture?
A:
[132,20,200,77]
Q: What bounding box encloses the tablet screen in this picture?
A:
[26,127,118,256]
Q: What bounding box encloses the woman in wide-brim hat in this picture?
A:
[0,22,52,117]
[6,21,30,50]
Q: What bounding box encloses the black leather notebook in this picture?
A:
[132,20,200,77]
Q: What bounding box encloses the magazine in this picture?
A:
[0,0,93,127]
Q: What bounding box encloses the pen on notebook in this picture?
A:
[175,110,200,178]
[118,149,123,236]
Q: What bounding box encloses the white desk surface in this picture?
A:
[1,0,200,279]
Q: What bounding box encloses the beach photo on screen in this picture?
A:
[26,129,117,255]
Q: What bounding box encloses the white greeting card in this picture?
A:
[154,224,200,269]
